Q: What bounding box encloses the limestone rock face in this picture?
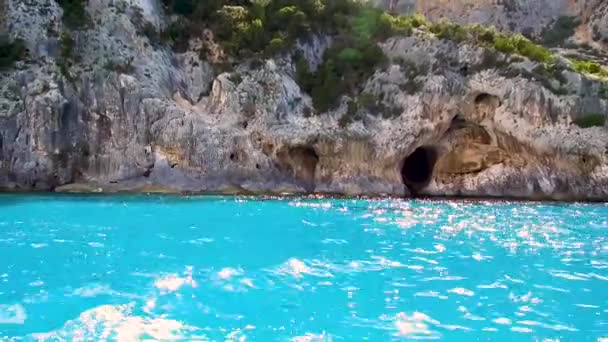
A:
[590,2,608,45]
[1,0,608,200]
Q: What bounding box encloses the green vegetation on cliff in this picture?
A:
[571,59,608,79]
[56,0,89,29]
[573,114,606,128]
[126,1,608,113]
[160,1,414,111]
[57,32,76,80]
[293,8,438,111]
[0,35,26,70]
[161,0,352,55]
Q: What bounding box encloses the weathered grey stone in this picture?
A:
[1,0,607,200]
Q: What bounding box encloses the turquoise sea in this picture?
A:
[0,195,607,341]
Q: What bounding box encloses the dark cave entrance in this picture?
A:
[401,146,438,193]
[277,145,319,192]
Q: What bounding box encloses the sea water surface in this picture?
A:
[0,195,607,341]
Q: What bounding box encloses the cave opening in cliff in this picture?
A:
[401,146,438,193]
[277,146,319,192]
[474,93,501,105]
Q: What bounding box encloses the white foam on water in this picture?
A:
[289,201,332,210]
[393,312,441,339]
[434,244,446,252]
[269,258,333,279]
[71,283,114,297]
[493,317,512,325]
[291,332,331,341]
[29,304,202,341]
[448,288,474,297]
[511,326,533,333]
[439,324,472,331]
[143,298,156,314]
[288,258,311,277]
[414,291,448,300]
[154,266,197,293]
[225,328,249,342]
[217,267,243,280]
[241,278,255,288]
[0,304,27,324]
[550,271,588,281]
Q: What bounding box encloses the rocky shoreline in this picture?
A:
[5,185,607,204]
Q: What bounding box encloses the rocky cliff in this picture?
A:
[378,0,608,50]
[1,0,608,200]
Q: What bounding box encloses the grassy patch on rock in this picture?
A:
[573,113,606,128]
[570,59,608,79]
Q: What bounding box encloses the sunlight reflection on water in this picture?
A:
[0,196,607,340]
